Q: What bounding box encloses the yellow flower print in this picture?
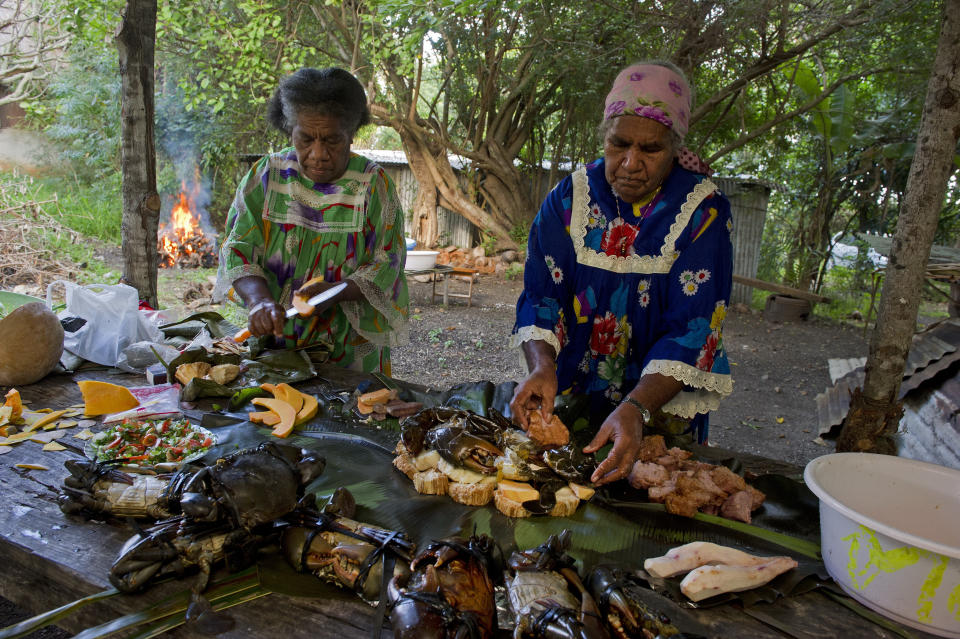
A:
[682,281,699,296]
[710,301,727,329]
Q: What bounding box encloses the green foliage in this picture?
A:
[479,229,497,256]
[505,262,524,281]
[509,222,529,247]
[428,327,442,343]
[37,45,121,183]
[21,173,123,243]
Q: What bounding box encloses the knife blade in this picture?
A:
[286,281,347,318]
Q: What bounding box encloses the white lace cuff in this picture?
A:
[509,325,561,374]
[642,358,733,418]
[344,274,409,348]
[212,263,267,303]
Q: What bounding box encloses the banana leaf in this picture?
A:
[159,311,240,340]
[0,588,120,639]
[168,346,316,401]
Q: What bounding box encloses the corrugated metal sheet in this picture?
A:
[896,378,960,470]
[816,319,960,437]
[828,358,866,384]
[712,178,772,306]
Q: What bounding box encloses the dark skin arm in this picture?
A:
[585,373,683,485]
[509,338,683,486]
[234,275,362,338]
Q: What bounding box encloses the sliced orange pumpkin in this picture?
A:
[248,410,281,426]
[260,382,277,394]
[271,383,304,414]
[4,389,22,420]
[294,391,318,426]
[250,397,297,438]
[292,277,325,317]
[77,380,139,417]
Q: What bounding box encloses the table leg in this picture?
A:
[443,274,449,305]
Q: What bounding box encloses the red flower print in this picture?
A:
[601,220,639,257]
[696,334,718,371]
[590,312,620,355]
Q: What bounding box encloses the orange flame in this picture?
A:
[157,179,214,268]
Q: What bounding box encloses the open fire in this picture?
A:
[157,179,217,268]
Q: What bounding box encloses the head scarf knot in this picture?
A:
[604,63,712,175]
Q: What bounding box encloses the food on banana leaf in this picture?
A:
[525,409,570,446]
[207,363,241,385]
[644,541,777,578]
[174,361,211,385]
[644,542,798,602]
[628,435,766,522]
[394,407,597,518]
[89,417,214,465]
[681,557,798,602]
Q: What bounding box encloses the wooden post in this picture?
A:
[117,0,160,308]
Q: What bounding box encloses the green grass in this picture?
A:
[19,173,124,243]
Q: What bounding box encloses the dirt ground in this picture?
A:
[392,273,868,468]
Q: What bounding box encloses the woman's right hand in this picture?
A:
[509,365,558,430]
[247,298,285,337]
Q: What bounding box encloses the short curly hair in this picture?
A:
[266,67,371,137]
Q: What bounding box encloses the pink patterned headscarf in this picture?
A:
[604,63,712,175]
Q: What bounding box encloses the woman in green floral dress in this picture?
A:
[214,67,409,374]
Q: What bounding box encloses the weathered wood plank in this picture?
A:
[733,275,831,303]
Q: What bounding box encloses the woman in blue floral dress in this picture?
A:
[214,68,408,374]
[510,62,732,485]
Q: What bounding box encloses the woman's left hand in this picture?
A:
[583,403,644,486]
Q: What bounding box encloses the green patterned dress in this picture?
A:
[214,149,409,374]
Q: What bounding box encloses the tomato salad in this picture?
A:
[90,417,214,464]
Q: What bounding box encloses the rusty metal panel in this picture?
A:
[828,358,866,384]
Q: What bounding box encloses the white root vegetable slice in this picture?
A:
[679,556,798,602]
[644,541,775,578]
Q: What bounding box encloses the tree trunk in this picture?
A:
[401,137,440,248]
[837,0,960,453]
[117,0,160,308]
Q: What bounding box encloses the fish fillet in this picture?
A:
[644,541,775,578]
[679,557,798,601]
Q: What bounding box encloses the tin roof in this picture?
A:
[817,318,960,437]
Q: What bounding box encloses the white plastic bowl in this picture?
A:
[405,250,438,271]
[804,453,960,637]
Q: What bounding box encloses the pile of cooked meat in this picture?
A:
[628,435,765,522]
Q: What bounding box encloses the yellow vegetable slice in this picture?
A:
[24,409,68,433]
[77,380,139,416]
[4,389,22,419]
[248,410,281,426]
[295,391,318,426]
[15,463,49,470]
[43,441,67,452]
[73,429,95,440]
[250,398,297,438]
[271,383,304,414]
[4,431,34,444]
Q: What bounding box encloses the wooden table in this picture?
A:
[0,367,938,638]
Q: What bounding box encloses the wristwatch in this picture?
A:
[621,396,652,424]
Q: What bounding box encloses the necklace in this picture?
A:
[610,183,661,224]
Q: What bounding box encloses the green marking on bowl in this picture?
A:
[917,554,949,622]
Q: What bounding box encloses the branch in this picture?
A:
[705,69,885,163]
[691,1,875,124]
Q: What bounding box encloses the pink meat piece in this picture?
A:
[638,435,668,462]
[710,466,747,494]
[693,469,728,498]
[648,480,676,503]
[720,490,755,523]
[655,455,680,472]
[746,484,766,509]
[667,447,693,461]
[629,461,669,489]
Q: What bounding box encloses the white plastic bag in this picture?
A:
[47,281,163,368]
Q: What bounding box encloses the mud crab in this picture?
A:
[586,565,710,639]
[401,407,507,473]
[59,459,177,520]
[107,442,325,594]
[506,530,609,639]
[388,534,503,638]
[281,487,416,601]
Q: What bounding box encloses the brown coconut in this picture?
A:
[0,302,64,385]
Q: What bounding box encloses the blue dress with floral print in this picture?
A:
[511,159,733,442]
